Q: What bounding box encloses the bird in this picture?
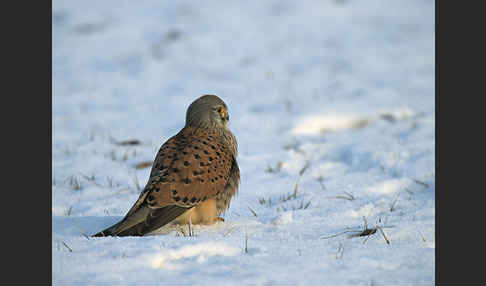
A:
[93,95,240,237]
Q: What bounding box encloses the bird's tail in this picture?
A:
[92,222,123,237]
[92,205,189,237]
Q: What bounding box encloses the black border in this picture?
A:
[4,0,52,283]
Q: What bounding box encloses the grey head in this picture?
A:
[185,95,230,129]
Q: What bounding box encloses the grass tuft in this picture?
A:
[67,175,82,190]
[258,197,272,207]
[277,200,311,212]
[321,216,392,245]
[65,206,73,216]
[177,218,197,237]
[266,161,283,173]
[79,172,96,182]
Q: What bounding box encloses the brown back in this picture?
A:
[144,126,235,208]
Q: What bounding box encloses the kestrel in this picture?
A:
[93,95,240,237]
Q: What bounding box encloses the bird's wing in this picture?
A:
[93,127,235,237]
[145,127,235,209]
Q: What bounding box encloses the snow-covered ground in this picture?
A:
[52,0,435,285]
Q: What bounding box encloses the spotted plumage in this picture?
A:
[93,95,239,237]
[145,127,237,210]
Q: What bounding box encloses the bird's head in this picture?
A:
[185,95,230,129]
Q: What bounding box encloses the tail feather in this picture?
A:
[92,221,122,237]
[117,205,189,236]
[92,205,189,237]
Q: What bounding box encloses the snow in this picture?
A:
[52,0,435,285]
[150,242,241,270]
[271,211,294,225]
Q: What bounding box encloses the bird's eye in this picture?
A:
[216,107,223,113]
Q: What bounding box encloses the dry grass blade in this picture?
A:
[376,226,390,244]
[323,217,392,245]
[67,175,82,190]
[188,217,195,237]
[404,187,414,196]
[349,217,379,242]
[247,206,258,217]
[343,191,355,200]
[320,230,354,240]
[362,233,372,244]
[266,161,283,173]
[79,172,96,181]
[325,191,355,201]
[418,230,426,242]
[114,139,142,146]
[317,176,326,190]
[357,228,377,237]
[390,192,400,212]
[303,201,311,209]
[380,112,398,122]
[299,162,310,176]
[223,226,236,237]
[132,174,141,191]
[244,227,248,254]
[258,196,273,207]
[106,176,116,187]
[177,226,187,237]
[79,172,105,188]
[412,178,429,188]
[336,243,344,259]
[61,240,73,252]
[135,161,152,169]
[292,181,299,199]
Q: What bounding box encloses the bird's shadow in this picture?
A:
[52,215,121,237]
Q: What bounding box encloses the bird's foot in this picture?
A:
[213,217,225,223]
